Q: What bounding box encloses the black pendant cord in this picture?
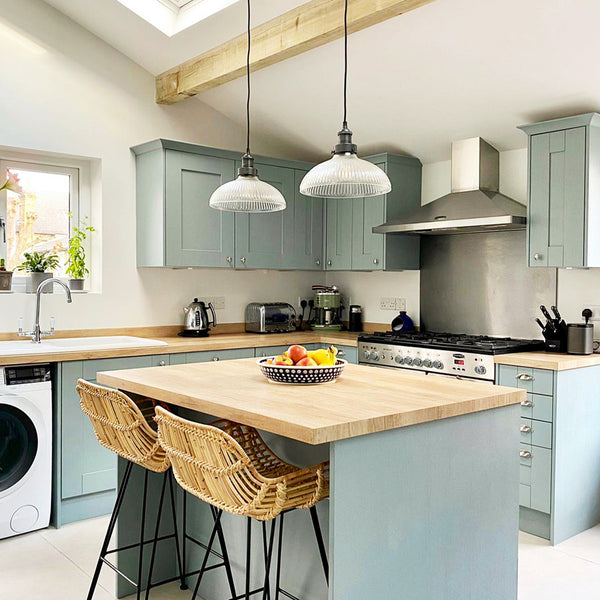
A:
[245,0,251,156]
[342,0,348,129]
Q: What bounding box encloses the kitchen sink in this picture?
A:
[0,336,168,356]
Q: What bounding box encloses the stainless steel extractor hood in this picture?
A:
[373,138,527,235]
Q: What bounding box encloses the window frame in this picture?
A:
[0,158,83,291]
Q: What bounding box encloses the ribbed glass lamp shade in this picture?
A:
[300,152,392,198]
[209,174,286,212]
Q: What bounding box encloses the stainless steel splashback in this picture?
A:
[420,231,557,339]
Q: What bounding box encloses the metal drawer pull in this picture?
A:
[520,425,533,433]
[533,253,543,261]
[517,373,534,381]
[521,400,534,407]
[520,450,532,459]
[337,350,346,357]
[158,360,166,367]
[213,357,220,361]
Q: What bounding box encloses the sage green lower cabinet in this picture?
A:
[497,362,600,544]
[184,348,255,363]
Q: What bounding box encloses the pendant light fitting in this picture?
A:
[299,0,392,199]
[209,0,286,213]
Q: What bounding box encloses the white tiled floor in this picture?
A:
[2,517,600,599]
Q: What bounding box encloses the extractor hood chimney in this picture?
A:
[373,138,527,235]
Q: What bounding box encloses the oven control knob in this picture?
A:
[474,365,487,375]
[403,357,413,366]
[433,360,443,370]
[422,359,432,368]
[413,358,423,367]
[395,355,403,364]
[371,352,379,361]
[363,350,371,360]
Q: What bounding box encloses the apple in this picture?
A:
[296,357,318,367]
[287,344,308,364]
[274,355,293,366]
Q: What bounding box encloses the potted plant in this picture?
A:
[66,217,94,291]
[0,259,12,292]
[16,251,60,293]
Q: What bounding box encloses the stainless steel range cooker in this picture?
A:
[358,331,545,383]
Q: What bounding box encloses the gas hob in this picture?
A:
[358,331,545,381]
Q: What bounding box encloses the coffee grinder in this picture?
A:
[310,285,343,331]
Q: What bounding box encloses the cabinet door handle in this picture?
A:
[337,350,346,357]
[373,258,379,265]
[212,356,220,361]
[240,257,247,264]
[520,450,532,459]
[226,256,232,263]
[521,400,534,407]
[315,259,321,266]
[158,360,166,367]
[533,253,543,261]
[327,260,332,266]
[517,373,534,381]
[520,425,533,433]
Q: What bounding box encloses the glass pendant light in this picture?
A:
[300,0,392,198]
[210,0,285,212]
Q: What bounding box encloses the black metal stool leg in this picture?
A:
[211,505,237,600]
[87,461,134,600]
[262,519,276,600]
[136,469,150,600]
[181,491,188,589]
[144,471,169,600]
[274,513,284,600]
[309,506,329,584]
[245,517,252,600]
[190,509,224,600]
[168,471,187,590]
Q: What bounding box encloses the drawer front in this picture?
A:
[519,393,553,422]
[185,348,255,363]
[519,442,551,513]
[336,345,358,364]
[83,356,154,380]
[520,484,532,508]
[498,365,554,396]
[520,417,552,449]
[254,346,290,358]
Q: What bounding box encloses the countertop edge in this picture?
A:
[494,352,600,371]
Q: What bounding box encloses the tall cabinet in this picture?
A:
[519,113,600,268]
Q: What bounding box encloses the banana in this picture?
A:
[306,346,339,366]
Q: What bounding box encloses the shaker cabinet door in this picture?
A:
[351,192,385,270]
[165,150,235,268]
[325,198,353,270]
[529,127,586,267]
[234,163,295,269]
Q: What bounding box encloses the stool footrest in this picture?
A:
[185,533,226,561]
[104,532,176,555]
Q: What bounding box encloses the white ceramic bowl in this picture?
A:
[257,357,348,384]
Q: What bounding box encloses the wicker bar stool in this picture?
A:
[155,406,330,600]
[77,381,235,600]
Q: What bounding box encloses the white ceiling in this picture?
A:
[43,0,600,164]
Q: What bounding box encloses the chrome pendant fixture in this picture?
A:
[300,0,392,199]
[210,0,285,212]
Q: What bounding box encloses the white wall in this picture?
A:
[0,0,314,333]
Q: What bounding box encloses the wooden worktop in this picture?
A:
[494,351,600,371]
[0,328,363,367]
[97,358,524,445]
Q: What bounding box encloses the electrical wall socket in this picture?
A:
[583,305,600,321]
[380,297,407,311]
[202,296,225,310]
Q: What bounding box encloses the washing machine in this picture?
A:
[0,363,52,539]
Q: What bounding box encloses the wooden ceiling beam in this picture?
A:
[156,0,437,105]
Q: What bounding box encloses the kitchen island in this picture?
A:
[98,359,524,600]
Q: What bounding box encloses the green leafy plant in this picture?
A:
[0,259,5,271]
[66,217,95,280]
[16,251,60,273]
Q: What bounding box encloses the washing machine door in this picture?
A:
[0,403,38,493]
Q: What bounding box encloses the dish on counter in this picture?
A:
[257,356,347,384]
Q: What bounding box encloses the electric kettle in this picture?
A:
[180,298,217,337]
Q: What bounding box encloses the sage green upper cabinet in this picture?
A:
[292,170,324,269]
[325,198,353,270]
[327,153,422,271]
[519,113,600,268]
[234,162,295,269]
[132,139,236,268]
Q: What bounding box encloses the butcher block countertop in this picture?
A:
[0,329,362,367]
[97,358,525,445]
[494,352,600,371]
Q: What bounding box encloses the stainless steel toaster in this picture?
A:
[245,303,296,333]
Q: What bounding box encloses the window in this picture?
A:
[0,160,79,278]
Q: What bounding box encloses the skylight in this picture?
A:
[116,0,240,36]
